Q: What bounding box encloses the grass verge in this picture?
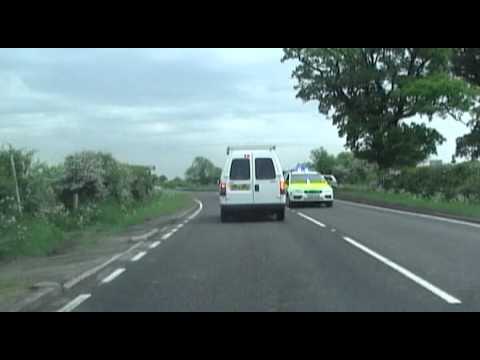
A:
[0,191,193,261]
[336,186,480,220]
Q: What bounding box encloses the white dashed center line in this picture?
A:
[294,210,461,305]
[161,233,172,241]
[131,251,147,262]
[297,212,326,228]
[57,294,91,312]
[101,268,126,284]
[57,201,206,313]
[150,241,161,249]
[342,236,461,305]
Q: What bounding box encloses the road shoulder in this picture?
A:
[0,197,199,312]
[336,193,480,225]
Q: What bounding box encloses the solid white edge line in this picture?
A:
[294,209,461,305]
[342,236,461,305]
[337,199,480,229]
[177,224,184,228]
[131,251,147,262]
[150,241,161,248]
[57,294,91,312]
[297,212,326,228]
[187,199,203,220]
[101,268,126,284]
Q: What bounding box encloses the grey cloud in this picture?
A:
[0,48,467,178]
[13,53,246,107]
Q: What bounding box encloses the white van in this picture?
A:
[219,145,286,222]
[323,174,338,188]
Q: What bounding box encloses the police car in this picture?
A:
[285,167,334,207]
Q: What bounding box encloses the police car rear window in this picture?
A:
[230,159,250,180]
[255,158,276,180]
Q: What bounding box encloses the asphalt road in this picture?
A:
[47,192,480,312]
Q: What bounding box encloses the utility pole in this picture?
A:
[10,153,22,215]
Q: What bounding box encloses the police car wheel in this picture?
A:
[277,209,285,221]
[326,201,333,208]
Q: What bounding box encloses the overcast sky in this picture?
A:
[0,48,470,177]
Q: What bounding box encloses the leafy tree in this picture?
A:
[453,48,480,85]
[60,151,107,208]
[164,177,185,189]
[333,151,375,185]
[171,177,184,186]
[310,147,336,173]
[456,120,480,160]
[185,157,221,185]
[158,175,168,184]
[22,162,64,216]
[336,152,354,168]
[129,165,154,201]
[453,48,480,160]
[282,48,477,171]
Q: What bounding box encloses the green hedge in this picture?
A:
[384,161,480,202]
[1,147,157,246]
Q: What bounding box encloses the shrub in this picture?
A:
[386,161,480,203]
[60,151,107,208]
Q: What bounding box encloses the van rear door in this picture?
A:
[227,154,253,204]
[253,155,281,205]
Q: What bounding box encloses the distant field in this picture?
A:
[336,186,480,220]
[160,183,218,192]
[176,185,218,192]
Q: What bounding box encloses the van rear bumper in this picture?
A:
[221,204,285,213]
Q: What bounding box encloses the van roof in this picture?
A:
[227,145,276,155]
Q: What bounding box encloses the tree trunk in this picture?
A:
[10,154,22,215]
[73,193,79,210]
[376,168,387,190]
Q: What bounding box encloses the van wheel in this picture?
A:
[277,209,285,221]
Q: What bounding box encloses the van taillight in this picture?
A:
[220,182,227,196]
[280,179,286,195]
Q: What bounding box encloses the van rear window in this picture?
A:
[255,158,276,180]
[230,159,250,180]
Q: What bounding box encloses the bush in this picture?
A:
[0,145,180,260]
[129,165,155,201]
[22,163,65,218]
[1,146,158,237]
[386,161,480,203]
[60,151,108,208]
[58,151,155,208]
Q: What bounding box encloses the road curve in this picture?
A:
[46,192,480,312]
